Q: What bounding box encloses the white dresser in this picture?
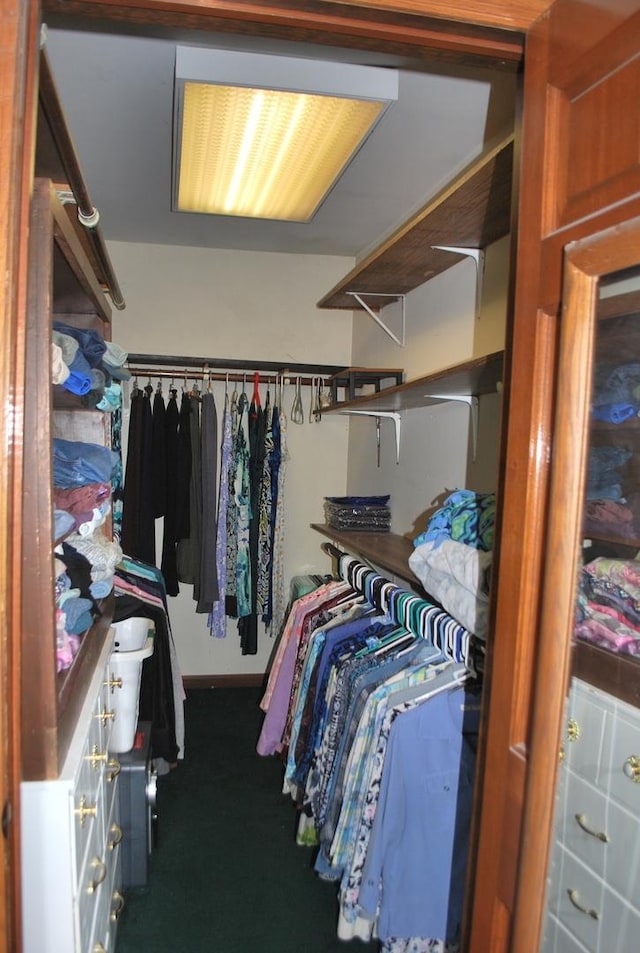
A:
[542,677,640,953]
[21,629,125,953]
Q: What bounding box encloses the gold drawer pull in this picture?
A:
[95,707,116,726]
[105,675,123,692]
[109,822,124,849]
[86,856,107,893]
[575,813,609,843]
[74,795,97,827]
[86,745,108,770]
[567,888,599,920]
[107,758,122,782]
[94,945,107,953]
[111,889,125,922]
[623,755,640,783]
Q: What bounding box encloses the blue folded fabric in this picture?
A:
[53,438,118,487]
[63,369,92,396]
[53,322,107,369]
[592,402,638,424]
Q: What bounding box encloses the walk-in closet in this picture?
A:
[2,3,640,953]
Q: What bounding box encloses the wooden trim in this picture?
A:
[183,673,266,690]
[312,523,417,583]
[0,1,41,947]
[42,1,525,69]
[320,0,551,31]
[512,215,640,952]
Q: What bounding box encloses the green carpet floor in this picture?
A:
[116,687,379,953]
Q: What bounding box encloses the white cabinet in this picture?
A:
[543,678,640,953]
[21,630,124,953]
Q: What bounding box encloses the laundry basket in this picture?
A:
[109,619,155,754]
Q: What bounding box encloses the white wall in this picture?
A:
[347,234,511,540]
[109,241,353,676]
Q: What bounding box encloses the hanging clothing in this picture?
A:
[151,388,167,518]
[234,391,251,619]
[239,392,265,655]
[121,388,155,565]
[196,390,219,613]
[269,406,289,639]
[256,393,273,620]
[263,400,281,628]
[175,392,192,541]
[209,391,232,638]
[177,394,202,592]
[225,389,240,617]
[161,391,180,596]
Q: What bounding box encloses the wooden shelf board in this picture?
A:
[326,350,503,412]
[312,522,418,584]
[318,134,514,311]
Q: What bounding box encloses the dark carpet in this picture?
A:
[116,687,379,953]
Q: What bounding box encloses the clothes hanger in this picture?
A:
[291,376,304,424]
[252,371,261,407]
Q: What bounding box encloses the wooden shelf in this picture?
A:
[573,638,640,709]
[325,349,503,412]
[312,522,418,585]
[318,134,514,311]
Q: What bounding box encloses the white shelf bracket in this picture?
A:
[426,394,479,461]
[347,292,406,347]
[432,246,485,318]
[341,410,402,464]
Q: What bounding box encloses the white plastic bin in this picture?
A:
[109,625,154,754]
[112,616,151,652]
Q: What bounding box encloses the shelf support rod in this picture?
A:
[431,246,485,318]
[426,394,479,461]
[340,410,402,464]
[346,292,406,347]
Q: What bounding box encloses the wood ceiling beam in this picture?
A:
[42,1,526,69]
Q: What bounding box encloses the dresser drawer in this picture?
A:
[605,708,640,815]
[565,681,614,790]
[552,847,603,952]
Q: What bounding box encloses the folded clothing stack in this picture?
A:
[324,495,391,532]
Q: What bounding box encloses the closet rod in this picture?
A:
[128,367,323,388]
[127,353,348,377]
[39,43,126,311]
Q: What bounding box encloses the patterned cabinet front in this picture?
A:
[543,679,640,953]
[21,630,124,953]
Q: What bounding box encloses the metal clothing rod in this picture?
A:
[127,353,348,377]
[128,367,324,388]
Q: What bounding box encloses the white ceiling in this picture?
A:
[44,24,515,260]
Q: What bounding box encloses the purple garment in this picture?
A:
[257,617,301,755]
[208,393,232,638]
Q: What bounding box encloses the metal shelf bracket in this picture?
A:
[346,292,406,347]
[431,246,485,318]
[341,410,402,464]
[425,394,479,461]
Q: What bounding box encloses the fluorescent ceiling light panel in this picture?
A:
[173,48,398,222]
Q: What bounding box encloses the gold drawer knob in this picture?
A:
[623,755,640,782]
[567,718,580,742]
[567,888,599,920]
[94,945,107,953]
[105,675,123,692]
[107,758,121,782]
[74,795,97,827]
[111,890,125,922]
[108,822,124,849]
[86,856,107,894]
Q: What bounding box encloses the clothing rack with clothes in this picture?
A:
[323,541,483,673]
[119,362,295,653]
[257,548,482,951]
